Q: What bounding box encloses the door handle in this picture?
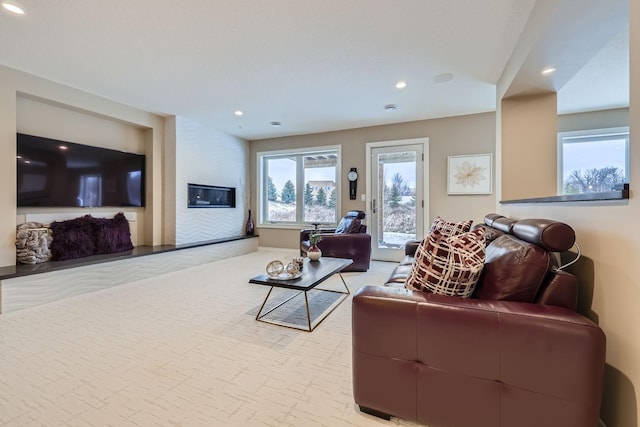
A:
[371,198,376,214]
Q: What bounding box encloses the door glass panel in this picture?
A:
[376,151,417,249]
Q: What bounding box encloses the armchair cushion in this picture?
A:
[405,227,486,298]
[335,210,366,234]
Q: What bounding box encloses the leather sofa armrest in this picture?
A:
[352,285,428,361]
[404,239,422,256]
[353,285,606,409]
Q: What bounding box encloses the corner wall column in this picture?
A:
[500,93,558,200]
[0,82,17,266]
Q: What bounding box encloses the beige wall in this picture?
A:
[16,96,145,153]
[501,93,558,200]
[497,3,639,426]
[251,112,496,249]
[0,64,165,266]
[558,107,629,133]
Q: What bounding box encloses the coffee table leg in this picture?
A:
[255,286,274,320]
[315,272,350,295]
[304,291,312,332]
[338,272,350,294]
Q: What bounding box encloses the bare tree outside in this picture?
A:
[564,166,624,194]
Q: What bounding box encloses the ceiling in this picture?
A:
[0,0,628,141]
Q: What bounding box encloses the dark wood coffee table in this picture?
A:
[249,257,352,331]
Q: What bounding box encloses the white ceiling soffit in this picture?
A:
[502,0,628,106]
[557,25,629,114]
[0,0,535,140]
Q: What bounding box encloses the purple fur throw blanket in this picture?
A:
[50,215,96,261]
[94,212,134,255]
[50,213,133,261]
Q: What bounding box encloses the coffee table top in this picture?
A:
[249,257,352,291]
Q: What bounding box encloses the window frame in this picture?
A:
[257,145,342,229]
[557,126,629,195]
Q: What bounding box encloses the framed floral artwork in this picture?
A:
[447,154,492,195]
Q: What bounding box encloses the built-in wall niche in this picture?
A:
[187,183,236,208]
[500,0,628,202]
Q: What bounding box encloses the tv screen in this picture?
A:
[17,133,145,208]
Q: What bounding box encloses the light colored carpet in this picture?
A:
[0,248,423,426]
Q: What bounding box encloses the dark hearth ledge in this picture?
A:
[0,234,258,281]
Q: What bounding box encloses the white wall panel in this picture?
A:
[174,117,249,245]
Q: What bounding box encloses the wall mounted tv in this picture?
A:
[17,133,145,208]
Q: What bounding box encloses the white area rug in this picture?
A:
[0,248,423,426]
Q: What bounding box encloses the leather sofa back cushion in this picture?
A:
[474,234,552,302]
[512,219,575,252]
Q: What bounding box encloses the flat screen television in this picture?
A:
[17,133,145,208]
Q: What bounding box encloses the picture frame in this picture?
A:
[447,154,492,195]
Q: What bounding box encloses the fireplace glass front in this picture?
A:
[187,184,236,208]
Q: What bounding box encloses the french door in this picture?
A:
[367,140,426,261]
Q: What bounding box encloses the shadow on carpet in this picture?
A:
[248,288,346,328]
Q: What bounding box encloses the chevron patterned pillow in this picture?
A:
[405,227,486,298]
[429,216,473,236]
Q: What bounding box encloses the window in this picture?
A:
[258,146,341,226]
[558,127,629,195]
[78,175,102,207]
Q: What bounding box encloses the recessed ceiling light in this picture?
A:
[16,155,21,159]
[395,81,407,89]
[1,2,25,14]
[24,160,31,164]
[541,67,557,76]
[234,110,244,116]
[384,104,398,112]
[270,121,282,127]
[433,73,454,84]
[59,145,68,150]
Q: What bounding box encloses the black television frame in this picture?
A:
[17,133,146,208]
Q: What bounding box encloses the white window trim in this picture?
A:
[257,145,341,229]
[557,126,629,195]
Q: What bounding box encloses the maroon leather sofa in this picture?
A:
[352,214,606,427]
[300,210,371,272]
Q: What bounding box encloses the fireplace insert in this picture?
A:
[187,183,236,208]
